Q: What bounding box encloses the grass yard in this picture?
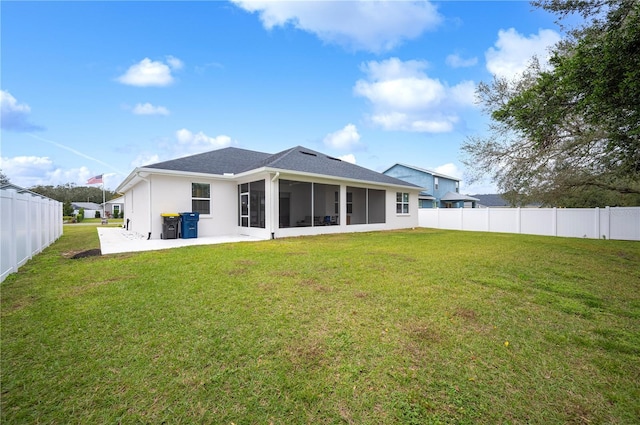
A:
[2,226,639,424]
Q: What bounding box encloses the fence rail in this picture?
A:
[1,189,63,282]
[419,207,640,241]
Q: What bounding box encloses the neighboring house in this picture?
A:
[471,194,542,208]
[71,202,102,218]
[115,146,422,240]
[383,163,479,208]
[103,196,124,217]
[472,194,510,208]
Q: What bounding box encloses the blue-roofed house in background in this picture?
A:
[383,163,479,208]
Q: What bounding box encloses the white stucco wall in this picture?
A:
[124,180,150,238]
[148,174,238,240]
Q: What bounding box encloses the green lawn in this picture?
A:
[2,226,639,424]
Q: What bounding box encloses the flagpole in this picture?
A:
[102,178,106,220]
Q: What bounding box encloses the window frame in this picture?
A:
[396,192,410,215]
[239,180,265,228]
[191,182,211,215]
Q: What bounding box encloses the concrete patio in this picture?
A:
[97,227,264,254]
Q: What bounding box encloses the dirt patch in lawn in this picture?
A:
[68,249,102,259]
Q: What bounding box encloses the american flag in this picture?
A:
[87,174,103,185]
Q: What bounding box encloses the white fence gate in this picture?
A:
[419,207,640,241]
[1,189,63,282]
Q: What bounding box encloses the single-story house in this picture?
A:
[115,146,422,240]
[71,202,103,218]
[383,163,479,208]
[103,196,124,218]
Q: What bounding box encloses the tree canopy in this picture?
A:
[462,0,640,207]
[0,170,10,186]
[28,183,119,204]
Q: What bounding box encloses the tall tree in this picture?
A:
[462,0,640,207]
[0,170,10,185]
[29,183,118,204]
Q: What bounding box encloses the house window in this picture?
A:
[396,192,409,214]
[249,180,265,228]
[192,183,210,214]
[456,181,459,193]
[368,189,385,224]
[278,180,340,228]
[239,180,265,228]
[113,205,120,217]
[434,177,439,191]
[346,187,384,225]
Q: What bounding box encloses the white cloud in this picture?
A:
[434,163,460,179]
[165,55,184,70]
[485,28,560,79]
[0,90,43,131]
[131,153,161,168]
[232,0,442,52]
[174,128,233,155]
[117,57,183,87]
[446,53,478,68]
[132,103,170,116]
[338,154,356,164]
[461,178,498,195]
[0,155,93,188]
[449,80,477,106]
[323,124,361,150]
[354,58,476,133]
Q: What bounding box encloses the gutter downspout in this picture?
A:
[136,172,153,240]
[270,172,280,239]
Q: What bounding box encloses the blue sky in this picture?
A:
[1,1,564,193]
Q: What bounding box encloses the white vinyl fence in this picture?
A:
[1,188,63,282]
[419,207,640,241]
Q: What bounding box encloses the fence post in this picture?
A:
[517,207,521,234]
[28,194,35,259]
[552,207,557,236]
[605,206,611,239]
[594,207,600,239]
[486,207,491,232]
[9,190,17,277]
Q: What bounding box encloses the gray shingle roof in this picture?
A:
[471,194,509,207]
[440,192,480,202]
[144,146,419,188]
[71,202,102,210]
[146,147,272,175]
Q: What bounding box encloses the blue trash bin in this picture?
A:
[179,212,200,239]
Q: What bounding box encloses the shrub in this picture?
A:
[63,201,74,216]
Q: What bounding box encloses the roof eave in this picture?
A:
[116,165,424,193]
[115,167,238,193]
[263,167,422,190]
